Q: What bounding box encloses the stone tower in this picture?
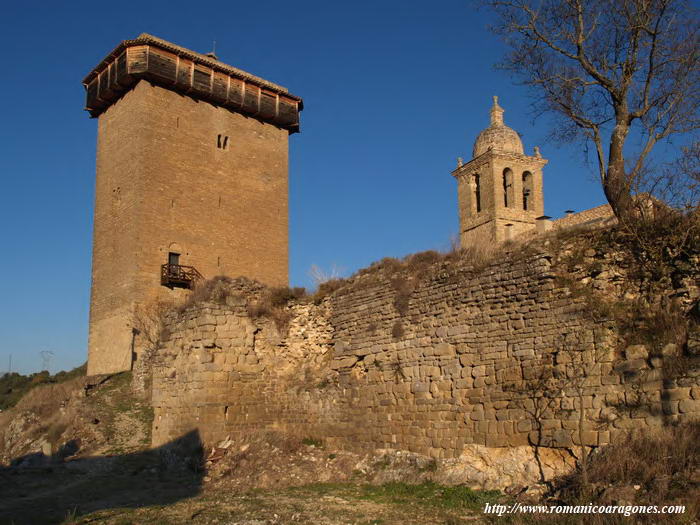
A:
[452,97,547,248]
[83,34,302,375]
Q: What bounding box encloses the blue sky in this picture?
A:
[0,0,612,374]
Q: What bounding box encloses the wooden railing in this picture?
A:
[160,264,204,290]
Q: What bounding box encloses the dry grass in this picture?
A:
[586,423,698,497]
[534,422,700,524]
[178,275,239,312]
[10,377,83,420]
[0,376,85,454]
[313,245,507,308]
[313,278,349,304]
[246,286,307,333]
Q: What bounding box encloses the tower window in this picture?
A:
[503,168,514,208]
[522,171,533,210]
[217,134,229,150]
[168,252,180,266]
[472,174,482,213]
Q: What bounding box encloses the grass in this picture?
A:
[358,482,502,512]
[83,371,154,452]
[301,437,323,448]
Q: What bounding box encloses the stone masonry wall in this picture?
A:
[88,80,290,376]
[151,249,700,459]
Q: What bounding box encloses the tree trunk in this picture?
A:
[604,120,632,219]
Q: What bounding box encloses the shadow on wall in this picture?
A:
[0,430,204,525]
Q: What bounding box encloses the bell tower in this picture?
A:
[452,97,547,248]
[83,34,302,375]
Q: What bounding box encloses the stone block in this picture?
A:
[485,435,509,447]
[470,406,485,421]
[412,382,430,393]
[472,365,487,378]
[434,343,455,357]
[551,429,573,447]
[601,374,620,386]
[663,388,691,401]
[197,314,217,327]
[442,364,462,378]
[454,378,473,389]
[625,345,648,360]
[661,343,680,356]
[679,399,699,413]
[572,430,598,446]
[456,344,473,355]
[424,366,441,378]
[331,356,358,370]
[614,359,647,373]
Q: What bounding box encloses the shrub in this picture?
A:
[367,257,403,274]
[313,278,347,304]
[301,437,323,448]
[548,422,700,524]
[247,286,306,334]
[179,275,235,312]
[405,250,443,272]
[268,286,306,307]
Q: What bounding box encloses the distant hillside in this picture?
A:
[0,364,86,410]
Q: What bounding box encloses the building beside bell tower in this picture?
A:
[84,34,302,375]
[452,97,547,248]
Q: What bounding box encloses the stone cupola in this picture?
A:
[472,96,524,158]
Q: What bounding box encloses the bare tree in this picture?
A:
[484,0,700,218]
[657,140,700,210]
[308,263,344,288]
[132,300,174,353]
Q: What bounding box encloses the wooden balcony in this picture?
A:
[161,264,204,290]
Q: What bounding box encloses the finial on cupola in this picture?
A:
[490,95,504,126]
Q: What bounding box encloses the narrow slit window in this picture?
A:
[472,174,482,213]
[217,134,230,150]
[522,171,533,210]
